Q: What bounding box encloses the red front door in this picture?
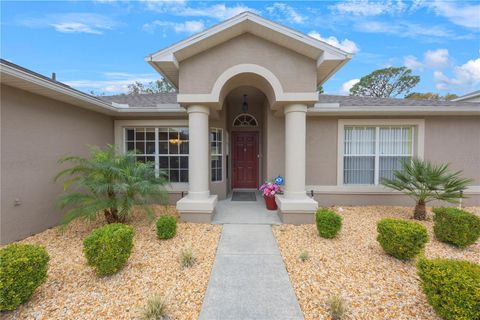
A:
[232,132,259,189]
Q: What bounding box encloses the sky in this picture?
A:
[1,0,479,96]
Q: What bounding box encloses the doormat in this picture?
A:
[231,191,257,201]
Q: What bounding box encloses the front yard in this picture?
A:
[273,206,480,320]
[2,206,221,320]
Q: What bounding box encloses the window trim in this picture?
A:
[337,119,425,186]
[232,113,258,128]
[210,127,223,183]
[114,120,189,187]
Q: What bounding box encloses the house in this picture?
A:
[453,90,480,102]
[1,12,479,244]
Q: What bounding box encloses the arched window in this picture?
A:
[233,113,258,128]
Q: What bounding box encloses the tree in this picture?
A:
[55,145,167,225]
[350,66,420,98]
[444,93,459,101]
[405,92,440,100]
[127,78,175,95]
[381,158,472,220]
[318,85,324,94]
[406,92,459,101]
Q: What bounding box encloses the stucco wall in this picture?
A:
[1,85,113,243]
[264,107,285,180]
[306,117,338,185]
[179,33,317,94]
[304,115,480,206]
[424,116,480,184]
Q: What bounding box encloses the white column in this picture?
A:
[284,103,308,199]
[187,105,210,200]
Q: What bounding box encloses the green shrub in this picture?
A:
[417,258,480,320]
[156,215,177,240]
[83,223,134,277]
[0,244,49,311]
[433,207,480,248]
[377,218,428,260]
[315,208,342,238]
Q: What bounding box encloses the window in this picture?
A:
[233,113,258,127]
[210,128,223,182]
[125,127,189,182]
[343,126,413,185]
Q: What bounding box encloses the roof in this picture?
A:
[317,94,480,107]
[145,11,351,88]
[2,59,479,116]
[99,92,178,108]
[452,90,480,102]
[0,59,184,116]
[0,58,117,115]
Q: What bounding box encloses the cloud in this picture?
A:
[308,31,359,54]
[403,55,423,70]
[428,0,480,30]
[434,57,480,91]
[424,49,450,69]
[403,48,451,71]
[266,3,306,24]
[330,0,407,16]
[64,72,159,94]
[143,20,204,35]
[354,20,472,41]
[18,13,117,35]
[340,79,360,95]
[140,0,256,20]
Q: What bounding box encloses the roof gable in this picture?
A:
[145,12,351,88]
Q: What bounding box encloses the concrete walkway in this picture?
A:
[199,195,303,320]
[212,192,282,225]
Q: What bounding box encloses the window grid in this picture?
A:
[125,127,189,182]
[210,128,223,182]
[343,126,413,185]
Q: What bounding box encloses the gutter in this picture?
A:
[308,105,480,116]
[1,62,118,115]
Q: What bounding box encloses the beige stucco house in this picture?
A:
[1,12,479,243]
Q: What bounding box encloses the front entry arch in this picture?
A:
[231,131,259,189]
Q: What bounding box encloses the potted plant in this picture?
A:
[259,176,284,210]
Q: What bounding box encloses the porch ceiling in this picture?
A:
[146,12,352,89]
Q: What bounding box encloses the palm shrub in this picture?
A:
[377,218,428,260]
[381,158,472,220]
[55,144,167,225]
[315,208,342,238]
[0,244,49,311]
[417,258,479,320]
[83,223,134,276]
[432,207,480,248]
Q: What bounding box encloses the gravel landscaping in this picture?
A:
[2,206,221,320]
[272,206,480,320]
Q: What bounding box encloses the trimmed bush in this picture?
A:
[83,223,134,277]
[315,208,342,238]
[0,244,49,311]
[417,258,480,320]
[156,215,177,240]
[433,207,480,248]
[377,218,428,260]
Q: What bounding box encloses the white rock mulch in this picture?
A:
[272,206,479,320]
[2,206,222,320]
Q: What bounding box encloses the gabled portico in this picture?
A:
[145,12,351,222]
